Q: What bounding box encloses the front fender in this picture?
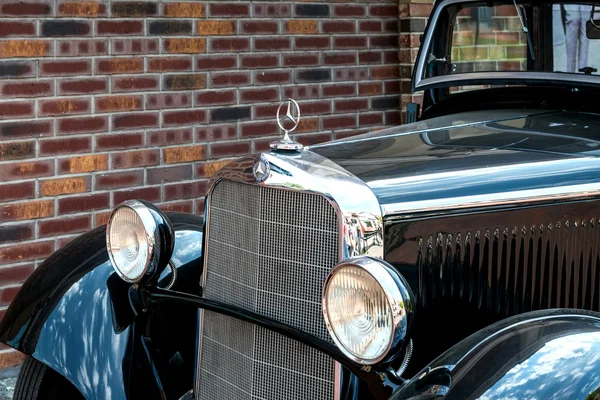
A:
[392,309,600,399]
[0,212,204,399]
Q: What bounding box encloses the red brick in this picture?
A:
[40,177,89,196]
[359,82,383,96]
[97,20,143,35]
[0,200,54,223]
[39,215,91,238]
[158,201,193,214]
[240,54,279,69]
[294,132,332,146]
[163,181,208,201]
[96,58,143,74]
[113,187,160,205]
[59,193,110,214]
[96,95,143,113]
[0,101,33,120]
[148,56,192,72]
[163,145,206,164]
[147,165,192,184]
[359,51,382,64]
[0,120,52,139]
[334,4,366,17]
[111,149,159,169]
[1,80,53,98]
[210,72,250,88]
[210,141,251,158]
[195,124,237,141]
[295,36,330,50]
[254,71,292,85]
[334,36,367,49]
[146,93,192,110]
[322,21,355,33]
[113,75,160,92]
[0,263,34,285]
[196,54,237,70]
[163,110,207,127]
[323,115,357,130]
[253,37,291,51]
[111,38,159,55]
[210,38,249,52]
[58,2,106,17]
[323,52,357,65]
[112,112,158,130]
[253,3,291,18]
[333,67,368,81]
[58,155,108,174]
[40,60,91,76]
[0,40,51,57]
[359,112,384,127]
[241,20,278,34]
[59,78,108,94]
[371,65,400,79]
[360,21,382,33]
[253,103,280,119]
[1,3,52,16]
[283,53,319,67]
[385,110,401,125]
[334,98,368,113]
[0,22,36,37]
[241,121,278,138]
[95,132,144,151]
[282,85,320,101]
[240,87,280,103]
[297,100,332,115]
[384,80,401,94]
[39,98,90,117]
[0,182,34,202]
[322,83,356,98]
[0,160,54,181]
[370,4,397,17]
[0,241,54,265]
[39,137,91,156]
[95,170,144,190]
[56,39,108,56]
[209,3,249,17]
[58,116,108,135]
[195,90,236,106]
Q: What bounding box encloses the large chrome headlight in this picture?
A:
[106,200,174,283]
[322,256,414,365]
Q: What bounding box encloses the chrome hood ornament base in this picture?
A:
[270,98,303,151]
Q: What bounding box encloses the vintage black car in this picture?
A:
[4,0,600,399]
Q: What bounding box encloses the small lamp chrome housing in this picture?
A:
[106,200,174,284]
[322,256,414,365]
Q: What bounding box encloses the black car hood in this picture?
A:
[311,110,600,215]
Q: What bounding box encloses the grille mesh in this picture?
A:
[197,180,339,400]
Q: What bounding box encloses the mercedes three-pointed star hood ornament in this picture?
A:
[270,99,303,151]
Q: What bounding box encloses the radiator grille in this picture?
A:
[418,219,600,316]
[197,180,339,400]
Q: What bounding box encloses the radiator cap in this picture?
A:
[270,99,303,151]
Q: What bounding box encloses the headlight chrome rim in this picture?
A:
[106,200,159,283]
[322,256,412,365]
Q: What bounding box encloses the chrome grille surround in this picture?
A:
[196,150,384,400]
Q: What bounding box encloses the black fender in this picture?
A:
[0,212,204,399]
[392,309,600,399]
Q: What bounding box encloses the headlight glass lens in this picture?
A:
[324,266,392,363]
[108,206,151,282]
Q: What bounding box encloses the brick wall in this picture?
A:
[0,0,401,366]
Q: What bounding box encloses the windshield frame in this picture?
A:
[412,0,600,91]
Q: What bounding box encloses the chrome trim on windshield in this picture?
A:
[413,0,600,91]
[382,182,600,218]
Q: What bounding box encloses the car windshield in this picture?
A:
[419,0,600,88]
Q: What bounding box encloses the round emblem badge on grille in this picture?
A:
[253,154,270,183]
